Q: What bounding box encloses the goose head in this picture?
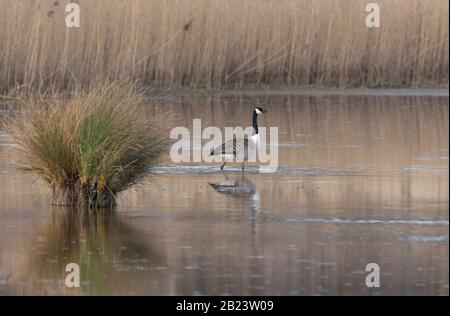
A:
[254,106,267,115]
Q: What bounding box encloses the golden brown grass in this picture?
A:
[5,83,168,208]
[0,0,448,92]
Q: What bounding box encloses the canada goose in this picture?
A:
[210,106,267,171]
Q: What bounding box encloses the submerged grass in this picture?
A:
[5,84,168,208]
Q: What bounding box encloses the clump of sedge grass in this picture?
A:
[6,84,168,208]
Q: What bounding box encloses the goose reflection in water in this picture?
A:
[208,174,260,235]
[208,174,259,207]
[208,175,257,197]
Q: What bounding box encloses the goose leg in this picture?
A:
[220,161,227,170]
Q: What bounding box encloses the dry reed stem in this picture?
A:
[0,0,447,93]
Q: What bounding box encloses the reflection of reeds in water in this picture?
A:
[12,208,163,295]
[5,84,168,208]
[0,0,448,93]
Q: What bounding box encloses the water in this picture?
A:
[0,91,448,295]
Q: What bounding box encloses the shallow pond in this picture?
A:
[0,90,448,295]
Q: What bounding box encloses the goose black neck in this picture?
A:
[252,110,258,135]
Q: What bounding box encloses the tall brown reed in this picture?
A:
[0,0,448,93]
[5,84,168,208]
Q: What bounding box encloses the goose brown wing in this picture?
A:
[210,136,249,156]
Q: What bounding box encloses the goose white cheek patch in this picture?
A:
[169,119,279,172]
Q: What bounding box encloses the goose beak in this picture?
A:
[262,108,268,113]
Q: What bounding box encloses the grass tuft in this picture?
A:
[5,84,168,208]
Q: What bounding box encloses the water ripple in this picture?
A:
[285,217,449,226]
[151,164,448,175]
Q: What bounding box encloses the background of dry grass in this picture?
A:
[0,0,448,93]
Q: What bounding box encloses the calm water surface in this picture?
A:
[0,91,448,295]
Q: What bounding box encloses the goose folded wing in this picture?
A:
[210,137,248,156]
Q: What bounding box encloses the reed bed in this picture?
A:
[5,84,168,208]
[0,0,448,92]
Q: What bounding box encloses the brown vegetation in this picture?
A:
[0,0,448,93]
[5,84,168,208]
